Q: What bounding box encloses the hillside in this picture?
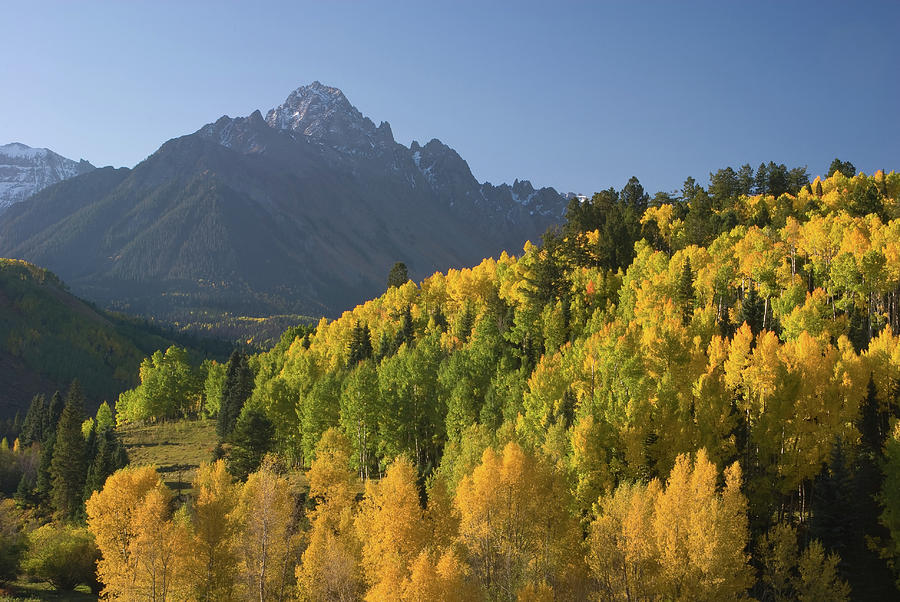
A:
[99,168,900,599]
[0,258,175,419]
[117,419,218,494]
[0,82,567,321]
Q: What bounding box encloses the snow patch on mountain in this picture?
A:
[0,143,94,211]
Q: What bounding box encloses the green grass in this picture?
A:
[0,581,96,601]
[117,418,218,494]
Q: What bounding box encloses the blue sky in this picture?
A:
[2,0,898,195]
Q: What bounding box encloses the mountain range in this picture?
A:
[0,142,94,211]
[0,82,566,319]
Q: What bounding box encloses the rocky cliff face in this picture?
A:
[0,143,94,211]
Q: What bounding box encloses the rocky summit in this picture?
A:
[0,83,566,320]
[0,142,94,212]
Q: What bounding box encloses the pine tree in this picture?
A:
[828,158,855,178]
[217,351,254,440]
[739,283,765,335]
[84,427,129,500]
[395,304,415,349]
[809,440,854,560]
[387,261,409,290]
[676,257,695,325]
[36,430,56,499]
[49,382,88,520]
[35,392,65,500]
[19,394,47,446]
[346,321,373,368]
[45,391,64,437]
[226,409,275,481]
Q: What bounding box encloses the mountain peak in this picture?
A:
[1,142,50,159]
[0,142,95,211]
[265,81,386,151]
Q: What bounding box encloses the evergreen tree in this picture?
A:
[387,261,409,290]
[15,471,35,505]
[216,351,254,440]
[455,302,476,343]
[828,158,856,178]
[620,175,649,214]
[395,304,415,349]
[46,392,64,434]
[845,378,897,597]
[346,321,373,368]
[739,284,765,335]
[525,230,570,303]
[676,257,695,325]
[809,440,854,559]
[19,394,47,446]
[681,176,701,202]
[36,430,56,500]
[737,164,754,196]
[84,427,128,500]
[766,162,790,198]
[709,167,739,206]
[49,382,88,520]
[787,166,810,194]
[754,162,770,195]
[684,188,715,246]
[35,391,65,500]
[226,409,275,481]
[375,329,394,362]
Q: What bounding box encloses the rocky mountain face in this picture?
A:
[0,143,94,212]
[0,82,566,319]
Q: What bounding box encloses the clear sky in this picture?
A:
[2,0,898,196]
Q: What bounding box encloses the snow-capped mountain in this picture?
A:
[260,82,565,220]
[0,82,567,319]
[0,143,94,211]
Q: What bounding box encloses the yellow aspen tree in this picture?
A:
[455,442,583,600]
[515,580,555,602]
[231,458,298,602]
[652,450,753,600]
[306,428,357,523]
[130,489,191,601]
[424,474,458,550]
[297,429,364,602]
[86,465,174,600]
[587,480,661,601]
[187,460,241,602]
[401,550,445,602]
[355,456,427,601]
[401,548,479,602]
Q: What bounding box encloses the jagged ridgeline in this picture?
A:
[0,82,567,320]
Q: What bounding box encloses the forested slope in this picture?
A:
[100,165,900,599]
[9,164,900,600]
[0,258,176,421]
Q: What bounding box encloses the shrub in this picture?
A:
[22,523,100,592]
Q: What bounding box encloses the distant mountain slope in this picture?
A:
[0,142,94,211]
[0,82,566,319]
[0,258,174,419]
